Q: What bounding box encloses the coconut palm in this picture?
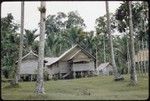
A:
[24,29,38,52]
[35,1,46,94]
[128,1,137,85]
[15,1,24,85]
[105,1,122,80]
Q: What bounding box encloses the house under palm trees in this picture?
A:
[15,50,47,81]
[17,44,96,81]
[96,62,113,76]
[45,44,96,79]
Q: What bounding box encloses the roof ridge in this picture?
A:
[22,50,38,60]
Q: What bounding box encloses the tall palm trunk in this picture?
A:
[138,41,143,76]
[96,46,98,68]
[126,36,131,75]
[136,41,141,76]
[145,41,148,73]
[105,1,119,79]
[103,35,106,63]
[142,38,146,75]
[35,1,46,94]
[128,1,137,85]
[142,3,147,75]
[15,1,24,84]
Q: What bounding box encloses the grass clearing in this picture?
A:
[1,74,149,100]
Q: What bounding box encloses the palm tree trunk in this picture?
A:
[145,41,148,75]
[138,41,143,76]
[128,1,137,85]
[142,4,147,75]
[136,41,140,76]
[105,1,119,79]
[15,1,24,84]
[142,39,146,75]
[35,1,46,94]
[96,46,98,68]
[126,36,131,75]
[103,35,106,63]
[145,41,148,73]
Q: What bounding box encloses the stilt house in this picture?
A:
[45,44,96,79]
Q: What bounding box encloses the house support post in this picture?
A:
[59,73,62,79]
[81,71,83,78]
[92,70,94,76]
[23,74,25,80]
[88,71,90,76]
[31,75,33,81]
[73,71,76,79]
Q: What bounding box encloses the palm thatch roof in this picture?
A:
[97,62,111,70]
[44,57,59,66]
[46,44,95,66]
[16,50,47,63]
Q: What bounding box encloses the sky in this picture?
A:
[1,1,123,34]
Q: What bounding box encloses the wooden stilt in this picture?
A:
[23,74,25,81]
[81,71,83,77]
[31,75,33,81]
[87,71,90,77]
[59,73,62,79]
[73,71,76,79]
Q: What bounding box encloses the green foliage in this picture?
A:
[115,1,149,41]
[24,29,38,54]
[2,66,11,78]
[66,11,86,29]
[95,13,118,64]
[1,14,39,79]
[45,11,87,57]
[2,3,148,80]
[32,40,39,54]
[95,13,116,35]
[1,13,19,78]
[24,29,38,47]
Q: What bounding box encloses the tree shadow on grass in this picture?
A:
[3,83,21,89]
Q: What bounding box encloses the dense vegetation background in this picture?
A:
[1,1,148,79]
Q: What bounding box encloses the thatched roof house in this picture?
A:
[96,62,113,75]
[16,50,47,81]
[45,44,96,79]
[16,50,39,75]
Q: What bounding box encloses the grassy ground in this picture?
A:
[1,74,149,100]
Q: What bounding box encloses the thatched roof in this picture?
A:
[16,50,47,63]
[44,57,59,66]
[46,44,95,66]
[15,50,38,63]
[97,62,111,70]
[22,50,38,60]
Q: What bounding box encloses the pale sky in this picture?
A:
[1,1,123,34]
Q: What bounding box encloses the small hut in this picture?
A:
[16,50,47,81]
[96,62,113,76]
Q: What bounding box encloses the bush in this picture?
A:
[52,75,58,81]
[2,66,12,79]
[44,70,49,81]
